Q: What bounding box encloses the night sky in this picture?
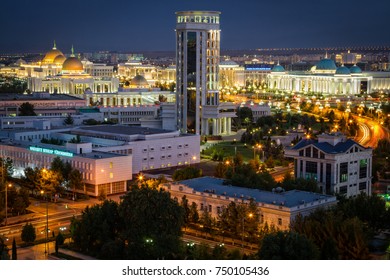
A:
[1,0,389,53]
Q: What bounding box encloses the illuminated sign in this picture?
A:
[29,146,73,157]
[245,67,271,71]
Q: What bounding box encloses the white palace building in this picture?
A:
[268,56,390,95]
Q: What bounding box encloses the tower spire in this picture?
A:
[325,50,328,59]
[53,40,57,50]
[71,45,75,57]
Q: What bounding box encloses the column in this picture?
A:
[212,119,217,135]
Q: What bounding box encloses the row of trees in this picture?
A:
[213,153,319,193]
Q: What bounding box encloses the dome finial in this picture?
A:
[325,50,328,59]
[53,40,57,50]
[71,45,75,57]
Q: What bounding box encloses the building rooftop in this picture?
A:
[0,140,124,160]
[75,125,174,136]
[0,93,84,101]
[176,176,334,208]
[290,137,368,154]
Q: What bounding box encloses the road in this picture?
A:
[355,115,390,148]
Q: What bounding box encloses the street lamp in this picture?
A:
[241,212,253,247]
[5,183,12,226]
[40,189,50,256]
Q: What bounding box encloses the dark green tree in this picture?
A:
[63,114,74,125]
[12,238,17,260]
[189,202,199,223]
[0,236,10,260]
[55,232,65,255]
[180,195,190,225]
[118,185,184,259]
[19,102,37,116]
[70,200,120,256]
[258,231,320,260]
[172,166,202,181]
[21,223,36,244]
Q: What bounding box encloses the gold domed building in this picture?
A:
[24,43,119,95]
[62,46,84,73]
[42,41,64,65]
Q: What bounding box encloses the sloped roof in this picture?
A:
[291,138,365,154]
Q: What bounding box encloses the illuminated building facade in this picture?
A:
[20,43,119,95]
[163,176,337,230]
[176,11,235,135]
[285,133,372,198]
[268,56,390,95]
[0,125,200,196]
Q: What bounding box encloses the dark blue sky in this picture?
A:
[1,0,389,53]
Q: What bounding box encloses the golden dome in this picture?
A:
[62,57,83,71]
[53,55,66,65]
[62,45,83,71]
[42,41,64,64]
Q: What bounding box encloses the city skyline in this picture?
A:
[1,0,390,53]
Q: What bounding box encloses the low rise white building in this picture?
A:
[162,176,336,230]
[0,140,132,197]
[284,133,372,197]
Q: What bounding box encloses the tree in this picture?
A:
[71,200,120,257]
[292,209,370,259]
[118,185,184,259]
[0,236,10,260]
[214,162,228,178]
[55,232,65,255]
[180,195,190,225]
[68,169,84,197]
[200,210,215,237]
[189,202,199,223]
[21,223,36,244]
[63,114,74,125]
[172,166,202,181]
[19,102,37,116]
[12,238,17,260]
[258,231,320,260]
[236,107,253,126]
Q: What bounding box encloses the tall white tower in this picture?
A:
[176,11,221,135]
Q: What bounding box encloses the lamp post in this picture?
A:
[241,212,253,247]
[40,190,49,256]
[5,183,11,226]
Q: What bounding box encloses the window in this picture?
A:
[305,161,318,180]
[340,162,348,183]
[109,162,113,168]
[109,172,113,179]
[305,147,311,157]
[359,159,368,179]
[313,148,318,158]
[339,186,347,194]
[320,152,325,159]
[278,218,282,226]
[359,182,366,190]
[143,148,147,153]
